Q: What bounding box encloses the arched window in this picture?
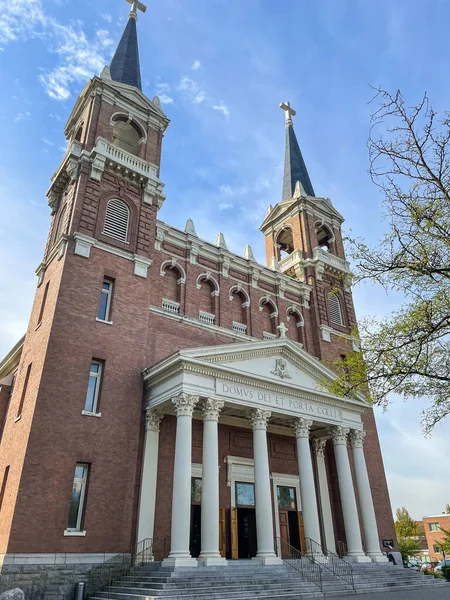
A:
[103,198,130,243]
[74,122,84,143]
[198,279,215,315]
[329,293,344,327]
[260,302,275,336]
[231,291,247,325]
[163,267,181,305]
[276,227,294,259]
[112,119,141,155]
[317,225,334,252]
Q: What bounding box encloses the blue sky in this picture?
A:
[0,0,449,519]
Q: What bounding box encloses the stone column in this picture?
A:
[199,399,227,566]
[163,393,199,567]
[251,409,282,565]
[313,438,336,554]
[295,419,322,550]
[331,426,370,562]
[137,410,164,546]
[350,430,388,562]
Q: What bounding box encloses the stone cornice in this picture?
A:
[0,336,25,381]
[260,196,344,234]
[142,341,369,413]
[65,77,169,138]
[155,220,312,304]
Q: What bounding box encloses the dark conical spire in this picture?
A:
[110,2,147,90]
[280,102,315,200]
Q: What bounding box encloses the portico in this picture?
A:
[139,339,387,567]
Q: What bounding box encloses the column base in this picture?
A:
[198,554,228,566]
[162,555,198,568]
[367,552,389,563]
[345,553,372,563]
[254,554,283,566]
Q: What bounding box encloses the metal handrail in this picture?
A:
[306,537,355,590]
[85,538,153,599]
[276,537,323,590]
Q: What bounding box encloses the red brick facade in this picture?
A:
[0,66,396,564]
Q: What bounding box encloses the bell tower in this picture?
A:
[42,0,169,279]
[260,102,357,360]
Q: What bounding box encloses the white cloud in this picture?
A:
[191,60,201,71]
[220,185,234,196]
[218,202,233,210]
[14,112,31,122]
[0,0,114,101]
[213,102,230,118]
[178,76,207,104]
[41,138,54,146]
[155,82,174,105]
[100,13,113,23]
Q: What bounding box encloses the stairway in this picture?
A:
[87,559,447,600]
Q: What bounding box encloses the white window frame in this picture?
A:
[97,279,113,323]
[65,463,89,534]
[84,361,103,415]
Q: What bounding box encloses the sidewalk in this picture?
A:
[327,584,450,600]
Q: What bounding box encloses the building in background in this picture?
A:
[0,0,397,593]
[423,515,450,562]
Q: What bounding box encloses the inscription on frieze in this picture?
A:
[216,379,342,422]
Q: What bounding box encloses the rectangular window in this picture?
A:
[191,478,202,504]
[433,544,441,553]
[37,281,50,326]
[16,363,32,418]
[97,279,113,322]
[429,523,440,532]
[67,464,89,531]
[277,486,297,510]
[236,482,255,507]
[0,466,10,512]
[84,361,103,414]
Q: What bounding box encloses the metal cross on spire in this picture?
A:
[280,101,296,126]
[127,0,147,19]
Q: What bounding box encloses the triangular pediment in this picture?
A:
[173,339,365,405]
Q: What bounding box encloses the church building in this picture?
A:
[0,0,397,591]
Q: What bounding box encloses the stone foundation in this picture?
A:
[0,555,116,600]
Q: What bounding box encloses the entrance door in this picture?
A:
[237,508,257,559]
[189,477,202,558]
[232,482,257,560]
[277,486,303,555]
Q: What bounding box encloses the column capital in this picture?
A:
[295,417,313,439]
[313,437,327,458]
[172,393,199,417]
[203,399,224,422]
[251,409,271,431]
[349,429,366,449]
[331,425,350,446]
[145,409,164,432]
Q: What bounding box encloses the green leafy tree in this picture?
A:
[397,537,422,562]
[446,504,450,514]
[326,88,450,434]
[395,507,419,538]
[437,528,450,554]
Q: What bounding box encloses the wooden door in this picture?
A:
[231,507,239,560]
[219,507,226,558]
[279,509,290,555]
[298,512,306,555]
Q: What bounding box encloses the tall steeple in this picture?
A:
[110,1,147,90]
[280,101,316,200]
